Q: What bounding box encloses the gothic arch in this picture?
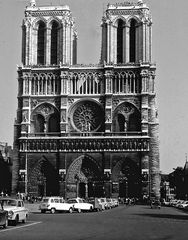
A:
[112,102,141,132]
[112,156,139,181]
[66,155,102,183]
[30,102,60,134]
[113,16,126,27]
[126,16,141,26]
[112,156,141,198]
[47,17,62,29]
[32,17,47,29]
[29,156,59,196]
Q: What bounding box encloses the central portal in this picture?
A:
[66,155,104,199]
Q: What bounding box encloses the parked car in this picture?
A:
[97,198,106,210]
[178,201,188,209]
[0,198,28,226]
[100,198,110,209]
[106,198,114,208]
[39,196,74,214]
[161,199,170,206]
[175,200,185,208]
[88,198,102,211]
[0,203,8,228]
[67,198,94,212]
[112,198,119,207]
[150,199,161,209]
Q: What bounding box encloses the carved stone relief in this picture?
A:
[22,110,29,122]
[23,99,29,107]
[61,110,66,122]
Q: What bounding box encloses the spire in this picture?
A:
[30,0,36,7]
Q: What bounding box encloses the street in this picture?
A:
[1,204,188,240]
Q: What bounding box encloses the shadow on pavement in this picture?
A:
[133,213,188,220]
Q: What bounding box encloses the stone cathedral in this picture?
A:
[12,0,160,200]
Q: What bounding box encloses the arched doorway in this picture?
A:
[29,157,59,197]
[66,155,103,199]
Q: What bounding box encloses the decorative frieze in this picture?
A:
[19,137,149,153]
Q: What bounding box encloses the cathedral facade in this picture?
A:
[12,0,160,200]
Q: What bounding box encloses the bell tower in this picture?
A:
[100,0,152,64]
[22,0,77,66]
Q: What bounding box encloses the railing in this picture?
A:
[20,131,146,138]
[19,134,149,153]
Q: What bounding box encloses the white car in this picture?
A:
[67,198,94,213]
[0,198,28,226]
[39,196,74,213]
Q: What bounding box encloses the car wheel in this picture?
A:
[3,218,8,229]
[69,208,73,213]
[22,214,27,223]
[51,208,56,214]
[77,208,81,213]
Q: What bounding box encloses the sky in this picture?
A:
[0,0,188,174]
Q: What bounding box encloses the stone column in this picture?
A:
[141,154,149,198]
[62,23,66,64]
[146,22,151,63]
[148,89,160,199]
[107,21,112,63]
[141,69,149,135]
[125,24,130,63]
[32,28,37,65]
[149,23,152,62]
[46,27,51,65]
[25,24,30,65]
[60,71,68,134]
[142,22,147,62]
[112,25,117,64]
[66,22,70,64]
[100,22,107,63]
[104,70,113,132]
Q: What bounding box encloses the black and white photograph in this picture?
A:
[0,0,188,239]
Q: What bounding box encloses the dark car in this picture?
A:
[0,202,8,228]
[150,199,161,209]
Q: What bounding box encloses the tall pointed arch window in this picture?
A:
[22,25,26,65]
[130,19,136,62]
[37,21,45,65]
[117,19,123,63]
[51,21,58,65]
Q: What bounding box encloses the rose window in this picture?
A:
[72,101,103,132]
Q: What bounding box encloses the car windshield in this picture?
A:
[1,200,17,206]
[42,198,49,203]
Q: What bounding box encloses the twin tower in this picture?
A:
[22,0,152,66]
[13,0,160,200]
